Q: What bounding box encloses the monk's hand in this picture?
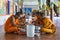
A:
[32,16,37,21]
[28,20,33,24]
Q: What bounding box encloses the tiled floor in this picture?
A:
[0,25,60,40]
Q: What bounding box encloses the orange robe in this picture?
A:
[40,17,56,33]
[35,16,56,33]
[4,15,19,33]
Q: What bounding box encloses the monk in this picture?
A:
[4,12,26,34]
[32,10,37,17]
[33,11,56,34]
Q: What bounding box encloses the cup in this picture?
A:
[26,24,35,37]
[35,26,40,33]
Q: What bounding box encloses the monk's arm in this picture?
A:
[43,18,56,29]
[12,16,19,27]
[43,18,52,28]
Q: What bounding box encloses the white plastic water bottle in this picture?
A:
[26,24,35,37]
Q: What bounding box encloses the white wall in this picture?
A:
[53,17,60,27]
[0,15,10,25]
[24,0,37,2]
[23,0,38,10]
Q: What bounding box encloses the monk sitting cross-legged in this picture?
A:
[33,11,56,34]
[4,12,26,34]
